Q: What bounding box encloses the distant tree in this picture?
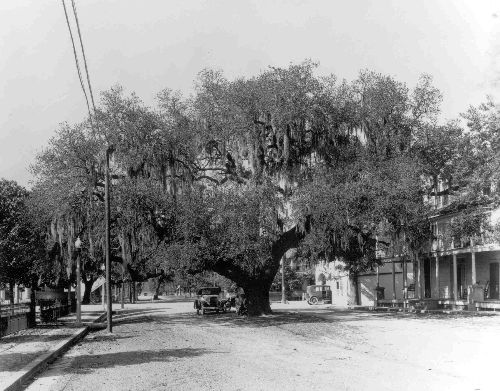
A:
[271,264,312,294]
[30,122,108,298]
[0,179,45,303]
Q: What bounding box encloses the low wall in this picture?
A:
[0,313,28,337]
[269,291,304,302]
[0,304,31,337]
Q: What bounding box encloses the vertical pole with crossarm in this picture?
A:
[105,147,113,332]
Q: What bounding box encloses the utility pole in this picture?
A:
[105,147,112,332]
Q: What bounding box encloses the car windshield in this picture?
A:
[307,285,330,293]
[198,288,220,295]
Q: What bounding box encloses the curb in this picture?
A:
[1,327,88,391]
[1,312,105,391]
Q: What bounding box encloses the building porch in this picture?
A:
[415,248,500,310]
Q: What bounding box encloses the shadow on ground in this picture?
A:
[0,352,44,372]
[106,303,499,330]
[0,333,76,345]
[19,347,216,378]
[69,348,215,374]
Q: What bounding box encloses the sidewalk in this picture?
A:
[0,305,106,391]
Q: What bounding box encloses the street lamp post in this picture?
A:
[66,265,71,314]
[75,237,82,325]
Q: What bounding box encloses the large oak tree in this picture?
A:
[32,62,448,314]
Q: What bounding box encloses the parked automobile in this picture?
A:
[305,285,332,305]
[194,287,228,315]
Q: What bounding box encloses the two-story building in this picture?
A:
[314,179,500,311]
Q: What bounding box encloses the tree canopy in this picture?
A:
[28,61,492,314]
[0,179,46,298]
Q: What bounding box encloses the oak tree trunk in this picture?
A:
[8,281,15,315]
[352,273,360,305]
[210,220,310,316]
[82,277,95,304]
[242,281,273,315]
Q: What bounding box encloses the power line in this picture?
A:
[70,0,99,131]
[63,0,113,333]
[61,0,94,128]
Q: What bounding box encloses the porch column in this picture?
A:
[392,259,396,300]
[435,254,440,299]
[416,255,421,299]
[453,253,458,299]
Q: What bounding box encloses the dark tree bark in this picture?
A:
[211,219,310,315]
[29,286,36,327]
[241,280,273,315]
[82,276,95,304]
[8,281,14,304]
[352,273,360,306]
[153,274,166,300]
[132,282,136,303]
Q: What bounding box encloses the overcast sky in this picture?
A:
[1,0,499,187]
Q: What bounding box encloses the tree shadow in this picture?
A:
[0,352,42,372]
[122,305,500,329]
[2,347,213,376]
[112,308,170,325]
[0,333,76,345]
[126,309,332,328]
[44,348,214,377]
[43,302,500,332]
[107,306,395,328]
[295,307,499,323]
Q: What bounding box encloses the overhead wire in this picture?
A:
[61,0,94,129]
[70,0,100,132]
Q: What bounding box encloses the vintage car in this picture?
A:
[194,287,229,315]
[305,284,332,305]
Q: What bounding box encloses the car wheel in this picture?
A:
[310,296,319,305]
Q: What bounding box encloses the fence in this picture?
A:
[0,303,32,338]
[36,290,75,323]
[39,299,72,323]
[0,292,75,338]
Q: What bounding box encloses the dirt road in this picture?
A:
[23,299,500,391]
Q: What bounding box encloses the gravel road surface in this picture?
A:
[23,298,500,391]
